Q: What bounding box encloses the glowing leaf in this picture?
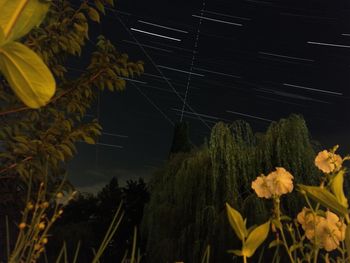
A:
[227,249,243,256]
[225,203,247,241]
[298,184,348,216]
[243,220,270,258]
[0,0,50,42]
[0,42,55,108]
[0,27,4,45]
[268,239,283,249]
[88,7,100,23]
[84,136,95,145]
[331,170,348,208]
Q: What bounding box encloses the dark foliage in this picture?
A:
[169,122,193,155]
[47,177,150,262]
[142,114,321,263]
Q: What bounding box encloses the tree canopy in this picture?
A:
[0,1,143,258]
[0,0,144,207]
[142,114,320,263]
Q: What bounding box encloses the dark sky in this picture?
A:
[69,0,350,192]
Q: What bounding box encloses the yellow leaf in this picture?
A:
[0,0,50,42]
[268,239,283,249]
[0,42,55,108]
[94,0,105,14]
[0,27,4,45]
[243,220,270,258]
[225,203,247,241]
[298,184,348,216]
[227,249,243,256]
[331,170,348,208]
[84,136,95,145]
[88,7,100,23]
[60,144,73,158]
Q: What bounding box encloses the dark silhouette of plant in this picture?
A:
[169,122,193,155]
[47,177,150,262]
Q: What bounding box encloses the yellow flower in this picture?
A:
[251,175,272,199]
[40,202,49,209]
[38,222,45,230]
[297,207,320,240]
[315,150,342,173]
[26,202,34,210]
[56,192,64,199]
[34,244,41,251]
[317,211,346,252]
[252,167,294,198]
[267,167,294,196]
[18,222,26,229]
[297,208,346,252]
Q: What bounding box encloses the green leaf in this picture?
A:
[268,239,283,249]
[280,215,292,221]
[13,136,27,143]
[94,0,105,14]
[246,224,257,236]
[56,149,65,161]
[298,184,348,216]
[0,41,55,108]
[227,249,243,256]
[60,144,73,158]
[225,203,247,241]
[73,23,86,32]
[289,243,302,253]
[330,170,348,208]
[0,27,4,45]
[0,0,50,43]
[88,7,100,23]
[83,136,95,145]
[243,220,270,258]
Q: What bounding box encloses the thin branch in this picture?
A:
[0,156,33,176]
[0,69,104,117]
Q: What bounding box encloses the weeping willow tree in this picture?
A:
[142,114,320,263]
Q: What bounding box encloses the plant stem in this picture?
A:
[243,255,247,263]
[275,197,295,263]
[313,249,318,263]
[279,226,295,263]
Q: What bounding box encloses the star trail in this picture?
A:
[69,0,350,192]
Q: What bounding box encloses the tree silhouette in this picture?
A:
[169,122,192,155]
[47,177,150,262]
[142,114,320,263]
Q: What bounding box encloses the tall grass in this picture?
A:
[3,178,139,263]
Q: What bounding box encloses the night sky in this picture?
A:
[69,0,350,192]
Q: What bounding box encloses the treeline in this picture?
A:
[45,178,149,262]
[141,114,321,263]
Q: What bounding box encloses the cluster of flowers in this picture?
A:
[251,147,347,252]
[297,208,346,251]
[251,167,294,198]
